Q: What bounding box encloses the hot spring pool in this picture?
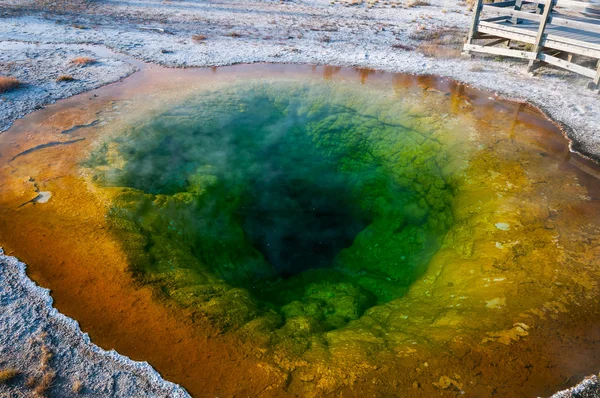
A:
[0,65,599,397]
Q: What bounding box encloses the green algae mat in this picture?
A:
[3,65,599,397]
[87,80,460,338]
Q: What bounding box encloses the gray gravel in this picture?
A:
[0,42,137,132]
[0,249,190,397]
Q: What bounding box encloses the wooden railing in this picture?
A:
[463,0,600,87]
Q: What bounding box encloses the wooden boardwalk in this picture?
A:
[463,0,600,88]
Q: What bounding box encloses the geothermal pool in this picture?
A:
[0,65,599,397]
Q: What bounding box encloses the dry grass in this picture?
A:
[34,371,55,397]
[339,0,363,5]
[192,34,207,42]
[25,375,37,388]
[0,76,20,93]
[40,345,53,372]
[227,32,242,38]
[0,368,20,384]
[412,27,466,59]
[407,0,431,7]
[0,61,16,73]
[70,56,96,66]
[56,74,75,82]
[34,0,95,12]
[417,43,463,58]
[465,0,494,9]
[392,43,414,51]
[72,379,84,394]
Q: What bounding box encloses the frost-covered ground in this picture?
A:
[0,41,137,132]
[0,249,190,397]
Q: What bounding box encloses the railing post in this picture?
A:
[511,0,524,24]
[463,0,485,55]
[535,1,544,14]
[527,0,555,72]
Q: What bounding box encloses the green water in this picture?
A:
[88,81,455,337]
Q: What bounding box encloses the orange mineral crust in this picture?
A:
[0,64,599,397]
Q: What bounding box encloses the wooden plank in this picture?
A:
[545,32,600,52]
[486,0,517,7]
[463,43,538,58]
[478,22,537,43]
[582,10,600,20]
[483,5,544,22]
[538,53,597,77]
[480,20,537,36]
[479,21,535,35]
[473,33,500,39]
[595,60,600,85]
[525,0,600,11]
[549,15,600,35]
[484,20,600,55]
[542,35,600,58]
[555,1,600,11]
[481,15,511,22]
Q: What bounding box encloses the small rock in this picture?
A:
[495,222,510,231]
[485,297,505,309]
